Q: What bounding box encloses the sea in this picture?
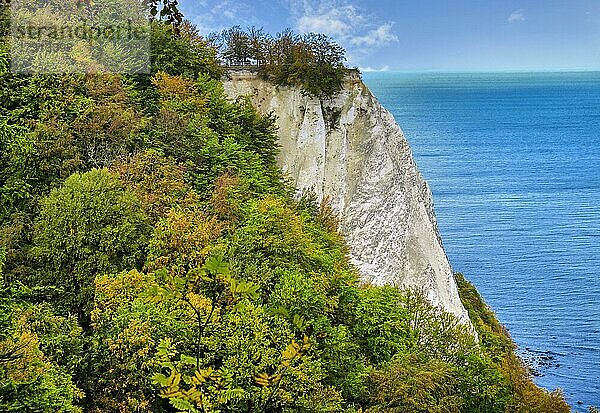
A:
[363,71,600,411]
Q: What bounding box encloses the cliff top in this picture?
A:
[223,67,363,87]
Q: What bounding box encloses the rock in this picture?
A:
[223,69,471,325]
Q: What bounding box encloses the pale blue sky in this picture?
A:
[179,0,600,71]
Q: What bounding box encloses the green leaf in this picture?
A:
[293,314,306,331]
[152,373,168,386]
[203,255,230,276]
[169,397,198,412]
[229,278,259,301]
[179,354,198,367]
[266,307,290,318]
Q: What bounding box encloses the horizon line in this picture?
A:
[360,68,600,74]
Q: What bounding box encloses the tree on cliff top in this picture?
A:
[213,26,348,98]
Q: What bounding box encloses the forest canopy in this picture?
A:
[0,3,574,412]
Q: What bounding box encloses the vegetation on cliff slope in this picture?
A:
[0,5,571,412]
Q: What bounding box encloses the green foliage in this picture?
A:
[152,337,240,413]
[87,269,190,412]
[0,248,5,284]
[151,22,223,80]
[111,151,200,222]
[350,286,412,365]
[367,353,462,413]
[264,32,348,99]
[0,213,32,287]
[0,74,148,224]
[456,273,571,413]
[148,71,283,197]
[0,300,82,412]
[213,27,348,98]
[25,304,85,377]
[455,273,513,358]
[0,120,36,222]
[31,170,151,322]
[146,0,184,27]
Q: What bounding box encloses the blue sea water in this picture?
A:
[363,71,600,410]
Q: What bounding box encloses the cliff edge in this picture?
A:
[223,69,470,324]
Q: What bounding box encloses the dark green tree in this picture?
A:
[220,26,251,66]
[31,169,151,324]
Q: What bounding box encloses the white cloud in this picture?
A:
[296,5,363,37]
[297,14,348,37]
[351,23,398,47]
[508,9,526,23]
[359,65,390,72]
[292,1,398,59]
[210,1,239,22]
[189,0,250,34]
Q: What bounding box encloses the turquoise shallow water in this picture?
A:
[363,71,600,410]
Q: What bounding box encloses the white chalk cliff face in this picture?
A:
[223,70,470,324]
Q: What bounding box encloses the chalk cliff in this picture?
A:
[223,70,470,324]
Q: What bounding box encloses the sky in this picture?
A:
[178,0,600,72]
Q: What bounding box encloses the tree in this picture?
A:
[350,286,412,365]
[220,26,251,66]
[149,71,283,197]
[31,169,151,324]
[247,26,270,66]
[151,22,223,79]
[0,306,82,412]
[111,151,199,223]
[0,286,82,412]
[147,0,184,27]
[299,33,347,98]
[214,27,348,98]
[366,353,462,413]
